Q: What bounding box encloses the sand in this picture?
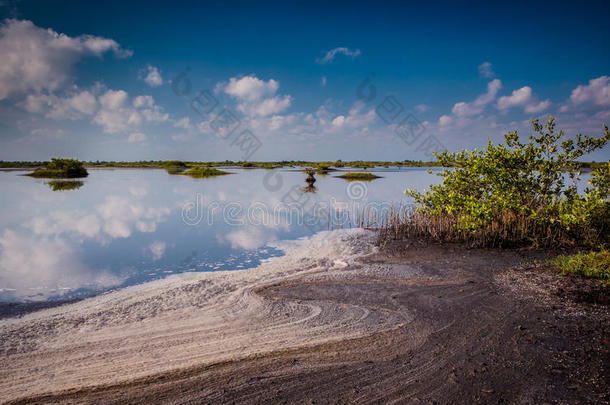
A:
[0,229,607,404]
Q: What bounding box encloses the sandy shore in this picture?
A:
[0,229,608,404]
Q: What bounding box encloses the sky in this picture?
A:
[0,0,609,161]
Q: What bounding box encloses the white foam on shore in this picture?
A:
[0,229,410,401]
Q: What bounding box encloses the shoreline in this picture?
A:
[0,229,607,404]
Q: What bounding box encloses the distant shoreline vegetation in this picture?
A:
[1,159,606,170]
[25,158,88,178]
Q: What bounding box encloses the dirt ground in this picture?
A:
[3,242,608,405]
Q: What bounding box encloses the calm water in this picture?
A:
[0,167,442,302]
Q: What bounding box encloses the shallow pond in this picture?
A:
[0,167,442,302]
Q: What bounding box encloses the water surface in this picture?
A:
[0,167,440,302]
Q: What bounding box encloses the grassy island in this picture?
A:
[176,167,232,178]
[337,172,382,181]
[27,158,88,178]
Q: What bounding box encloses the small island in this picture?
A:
[27,158,88,178]
[174,166,232,178]
[336,172,382,181]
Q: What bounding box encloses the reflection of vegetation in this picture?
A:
[302,184,317,193]
[337,172,382,181]
[166,167,187,174]
[178,167,232,178]
[47,180,84,191]
[550,250,610,285]
[3,159,607,170]
[27,158,88,178]
[304,168,317,183]
[396,117,610,248]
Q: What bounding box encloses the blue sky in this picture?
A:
[0,0,609,161]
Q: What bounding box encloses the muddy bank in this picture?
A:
[0,231,608,404]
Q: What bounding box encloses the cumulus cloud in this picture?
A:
[478,62,495,78]
[225,76,279,101]
[451,79,502,117]
[497,86,532,110]
[524,99,551,114]
[24,89,97,119]
[0,19,131,100]
[332,115,345,127]
[496,86,550,114]
[438,114,453,127]
[222,75,292,117]
[99,89,128,110]
[140,65,163,87]
[560,76,610,112]
[133,95,154,108]
[93,90,168,133]
[322,102,376,134]
[317,47,361,64]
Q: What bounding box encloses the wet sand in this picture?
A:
[0,229,608,404]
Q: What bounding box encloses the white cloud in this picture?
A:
[451,79,502,117]
[99,89,128,110]
[141,65,163,87]
[225,76,279,101]
[525,99,551,114]
[317,47,361,64]
[0,19,130,100]
[24,89,97,119]
[133,95,154,108]
[223,75,292,117]
[321,76,327,87]
[140,107,169,122]
[478,62,494,78]
[497,86,532,110]
[561,76,610,112]
[496,86,550,114]
[93,92,141,133]
[332,115,345,127]
[438,115,453,127]
[240,95,292,116]
[128,132,146,143]
[149,241,166,260]
[93,89,168,133]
